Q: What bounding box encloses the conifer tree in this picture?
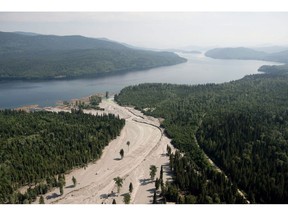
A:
[123,193,131,204]
[167,145,172,156]
[150,165,157,180]
[59,184,64,196]
[129,182,133,193]
[153,190,157,204]
[120,149,124,159]
[160,166,163,181]
[72,176,77,187]
[39,195,45,204]
[155,178,160,190]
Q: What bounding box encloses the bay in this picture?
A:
[0,53,282,109]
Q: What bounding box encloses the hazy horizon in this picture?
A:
[1,12,288,50]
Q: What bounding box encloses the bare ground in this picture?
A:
[40,98,174,204]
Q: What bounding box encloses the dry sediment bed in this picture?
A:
[41,99,174,204]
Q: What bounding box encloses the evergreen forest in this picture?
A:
[115,71,288,203]
[0,110,125,203]
[0,31,186,80]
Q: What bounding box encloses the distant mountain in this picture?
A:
[13,31,41,36]
[265,50,288,63]
[205,47,267,60]
[258,50,288,74]
[0,31,127,52]
[205,47,288,63]
[252,46,288,54]
[0,32,186,80]
[205,46,288,75]
[163,49,202,54]
[178,45,216,52]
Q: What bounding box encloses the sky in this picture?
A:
[0,12,288,49]
[1,0,288,51]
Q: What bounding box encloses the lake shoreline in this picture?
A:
[0,59,187,82]
[0,53,282,109]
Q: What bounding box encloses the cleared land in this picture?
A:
[40,99,174,204]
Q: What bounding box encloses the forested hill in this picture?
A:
[205,47,267,60]
[205,47,288,63]
[205,47,288,75]
[0,31,186,80]
[0,31,127,51]
[115,71,288,203]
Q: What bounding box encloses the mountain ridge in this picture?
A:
[205,46,288,63]
[0,31,187,80]
[205,47,288,74]
[205,47,267,60]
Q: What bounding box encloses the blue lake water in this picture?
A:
[0,53,282,109]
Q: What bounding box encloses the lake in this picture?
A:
[0,53,282,109]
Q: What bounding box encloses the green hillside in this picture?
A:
[0,32,186,80]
